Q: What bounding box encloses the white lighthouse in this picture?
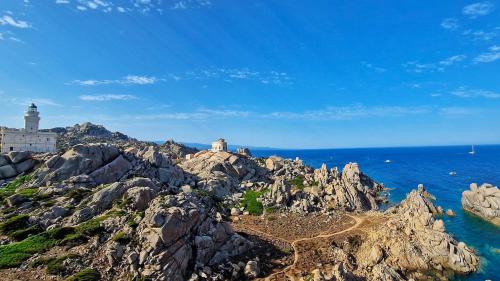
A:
[24,103,40,133]
[0,103,57,153]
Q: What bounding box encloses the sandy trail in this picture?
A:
[240,214,365,280]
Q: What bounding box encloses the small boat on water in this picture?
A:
[384,159,391,163]
[449,171,457,176]
[468,145,475,155]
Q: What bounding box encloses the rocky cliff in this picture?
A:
[47,122,141,151]
[462,183,500,226]
[0,126,481,280]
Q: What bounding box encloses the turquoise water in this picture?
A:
[252,145,500,280]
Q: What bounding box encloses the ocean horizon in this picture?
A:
[249,144,500,281]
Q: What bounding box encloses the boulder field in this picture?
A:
[0,138,480,280]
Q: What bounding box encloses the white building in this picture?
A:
[0,104,57,153]
[211,138,228,152]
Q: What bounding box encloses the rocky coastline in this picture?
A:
[0,123,481,280]
[462,183,500,226]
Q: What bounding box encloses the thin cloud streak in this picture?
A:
[451,87,500,99]
[79,94,138,101]
[462,1,495,18]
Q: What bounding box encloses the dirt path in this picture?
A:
[260,214,363,280]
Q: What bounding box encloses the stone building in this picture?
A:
[0,103,57,153]
[211,138,228,152]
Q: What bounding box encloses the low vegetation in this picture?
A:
[241,190,264,215]
[0,231,59,268]
[31,254,78,275]
[111,231,130,244]
[66,268,101,281]
[0,175,32,203]
[0,209,126,269]
[289,175,305,190]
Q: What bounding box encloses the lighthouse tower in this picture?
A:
[24,103,40,133]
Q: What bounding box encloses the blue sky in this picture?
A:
[1,0,499,148]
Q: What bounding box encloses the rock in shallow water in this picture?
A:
[462,183,500,226]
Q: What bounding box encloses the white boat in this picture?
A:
[468,145,475,155]
[384,159,391,163]
[449,171,457,176]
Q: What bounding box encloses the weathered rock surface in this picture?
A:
[32,143,131,186]
[0,124,483,281]
[0,151,36,180]
[136,194,251,280]
[262,161,384,213]
[356,185,479,279]
[462,183,500,226]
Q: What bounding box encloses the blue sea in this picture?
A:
[251,145,500,281]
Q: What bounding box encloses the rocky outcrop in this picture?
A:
[0,151,36,180]
[136,193,251,280]
[159,140,199,160]
[49,122,138,151]
[356,185,478,279]
[462,183,500,226]
[32,143,132,187]
[262,162,384,213]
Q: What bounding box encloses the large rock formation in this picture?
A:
[0,125,483,281]
[47,122,139,151]
[261,160,384,213]
[32,143,132,186]
[136,194,250,280]
[159,140,199,160]
[356,185,478,279]
[0,151,36,181]
[462,183,500,226]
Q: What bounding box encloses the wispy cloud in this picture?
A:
[71,75,158,86]
[79,94,138,101]
[54,0,212,13]
[463,29,498,41]
[264,105,431,120]
[29,98,62,107]
[473,45,500,63]
[171,0,212,10]
[451,87,500,99]
[361,61,387,73]
[0,92,61,107]
[403,54,467,73]
[439,55,467,66]
[462,1,495,18]
[402,61,444,73]
[441,18,459,30]
[439,107,481,116]
[183,68,293,85]
[0,15,31,29]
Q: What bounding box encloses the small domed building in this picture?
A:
[211,138,228,152]
[0,103,57,153]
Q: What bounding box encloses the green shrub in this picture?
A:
[0,175,32,203]
[75,219,103,236]
[265,206,276,214]
[61,233,87,246]
[241,190,264,216]
[0,232,58,268]
[64,189,90,201]
[289,175,305,190]
[17,188,39,198]
[0,214,30,235]
[66,268,100,281]
[9,225,43,241]
[31,254,78,275]
[111,231,130,244]
[127,218,139,228]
